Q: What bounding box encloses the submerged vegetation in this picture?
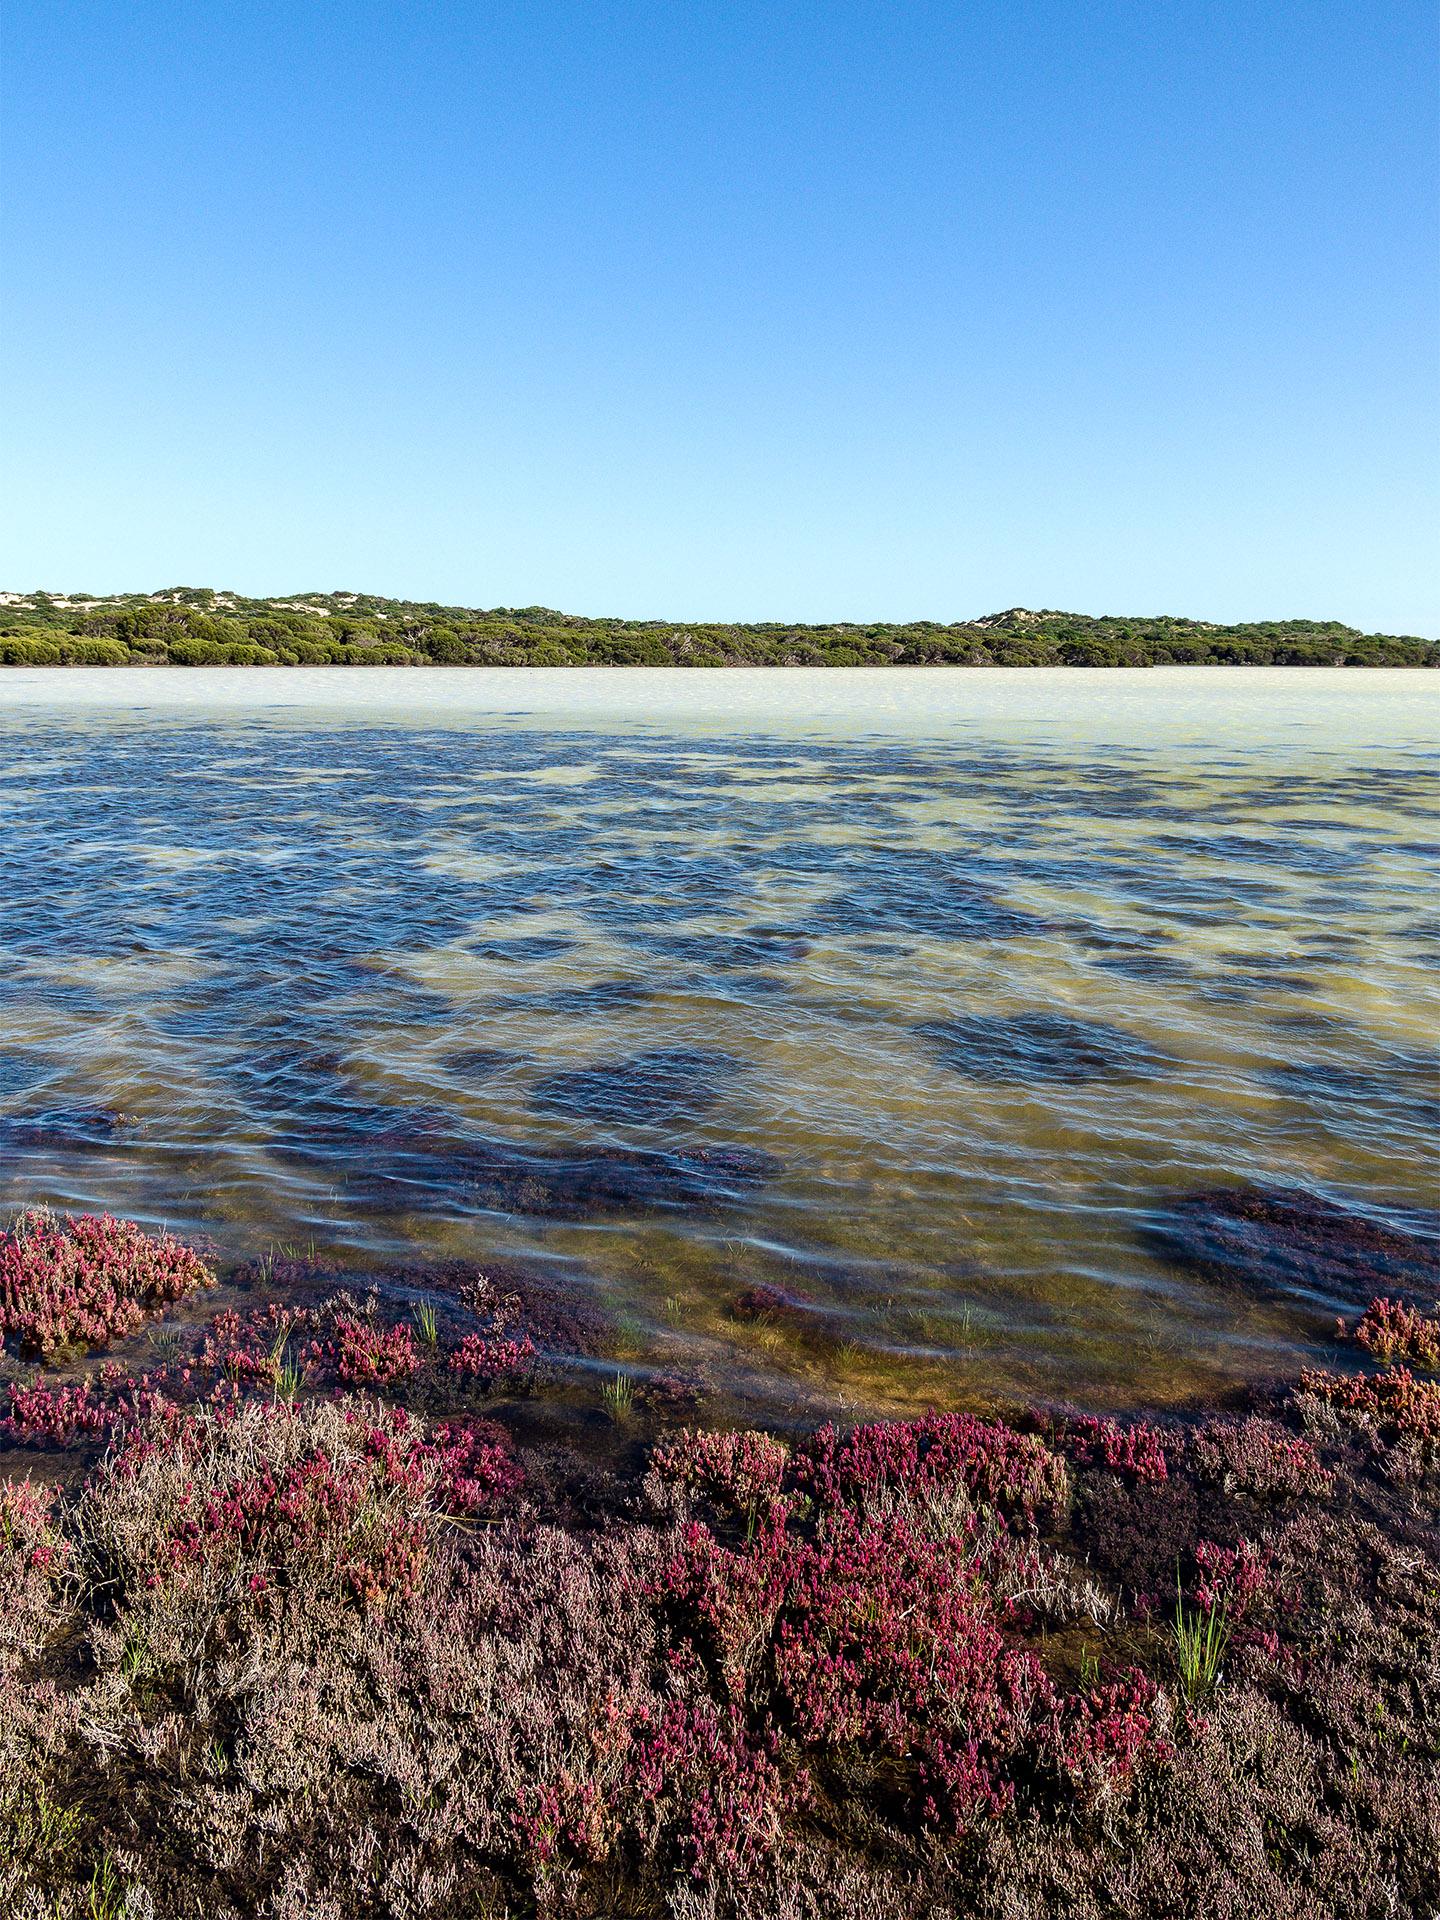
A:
[0,586,1435,667]
[2,1212,1438,1916]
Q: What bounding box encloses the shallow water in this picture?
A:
[1,667,1437,1418]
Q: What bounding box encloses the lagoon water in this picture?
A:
[1,667,1436,1419]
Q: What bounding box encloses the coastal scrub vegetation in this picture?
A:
[0,587,1434,667]
[2,1215,1438,1916]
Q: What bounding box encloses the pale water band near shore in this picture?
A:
[1,663,1436,746]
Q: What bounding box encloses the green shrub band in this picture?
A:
[0,589,1434,666]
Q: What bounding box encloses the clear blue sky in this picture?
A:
[3,1,1436,630]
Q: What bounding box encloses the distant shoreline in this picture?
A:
[2,656,1438,671]
[2,589,1435,669]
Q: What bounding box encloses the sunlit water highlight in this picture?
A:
[1,667,1436,1418]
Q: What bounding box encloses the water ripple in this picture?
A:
[0,681,1435,1412]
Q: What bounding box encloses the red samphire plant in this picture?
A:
[0,1209,212,1356]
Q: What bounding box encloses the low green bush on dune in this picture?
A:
[0,588,1433,667]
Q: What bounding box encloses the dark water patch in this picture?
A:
[451,1138,783,1221]
[625,929,810,968]
[1197,973,1318,1004]
[0,1105,144,1150]
[1304,888,1378,920]
[675,971,792,1002]
[1090,951,1194,982]
[154,989,342,1054]
[530,1048,742,1126]
[536,851,758,932]
[1264,1056,1440,1130]
[615,796,882,835]
[211,1045,456,1152]
[1071,925,1176,949]
[264,1101,464,1174]
[442,1046,522,1080]
[466,935,579,963]
[1133,904,1251,929]
[744,922,815,944]
[761,840,876,879]
[0,978,107,1017]
[1146,1185,1440,1314]
[916,1013,1171,1085]
[489,978,658,1014]
[0,1054,56,1100]
[1152,832,1372,877]
[814,874,1045,941]
[257,1098,783,1220]
[1114,871,1287,918]
[1293,931,1361,956]
[310,974,459,1028]
[1215,951,1320,974]
[339,981,464,1030]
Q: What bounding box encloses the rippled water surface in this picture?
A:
[2,667,1437,1418]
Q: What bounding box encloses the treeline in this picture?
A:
[0,588,1433,666]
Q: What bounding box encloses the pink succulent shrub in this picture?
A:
[800,1411,1070,1527]
[731,1284,803,1323]
[0,1476,61,1573]
[1188,1416,1332,1500]
[325,1314,421,1385]
[448,1331,537,1391]
[1343,1297,1440,1370]
[0,1208,212,1355]
[651,1490,1164,1838]
[202,1305,297,1385]
[650,1427,792,1523]
[210,1301,429,1394]
[1190,1538,1271,1617]
[3,1363,177,1446]
[653,1512,797,1697]
[0,1476,67,1675]
[1058,1414,1171,1486]
[1049,1669,1173,1799]
[429,1417,525,1517]
[620,1698,802,1877]
[5,1372,1434,1915]
[82,1397,445,1607]
[766,1512,1052,1829]
[1295,1365,1440,1473]
[514,1772,609,1868]
[4,1376,116,1445]
[16,1220,1437,1917]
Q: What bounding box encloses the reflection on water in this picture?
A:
[1,668,1437,1417]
